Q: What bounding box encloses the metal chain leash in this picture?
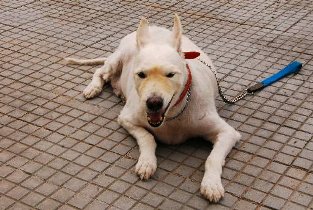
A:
[197,58,249,104]
[166,87,192,121]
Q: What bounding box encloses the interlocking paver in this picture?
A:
[1,0,312,209]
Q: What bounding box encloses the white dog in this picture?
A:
[65,14,241,202]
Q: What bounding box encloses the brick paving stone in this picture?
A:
[51,188,75,203]
[116,157,136,169]
[0,196,15,209]
[0,180,15,194]
[6,170,29,184]
[234,173,255,186]
[170,189,193,203]
[88,160,110,173]
[109,180,131,194]
[283,202,307,210]
[97,189,120,205]
[105,165,126,178]
[113,195,136,209]
[286,168,307,180]
[57,204,77,210]
[159,198,183,210]
[298,182,313,196]
[21,191,45,207]
[187,195,209,209]
[259,170,281,183]
[80,183,102,198]
[68,193,93,209]
[0,165,14,178]
[293,157,312,170]
[6,202,30,210]
[163,173,185,187]
[76,168,98,181]
[35,166,56,179]
[290,191,312,206]
[120,171,139,184]
[279,176,300,189]
[35,182,59,196]
[152,182,175,197]
[219,192,238,207]
[37,198,61,210]
[132,203,154,210]
[263,195,286,209]
[6,186,29,200]
[85,200,109,210]
[48,171,71,186]
[179,178,199,193]
[93,174,115,188]
[48,158,68,170]
[125,185,147,200]
[63,177,87,192]
[271,185,293,199]
[244,188,267,203]
[141,192,165,207]
[234,199,257,210]
[20,176,43,190]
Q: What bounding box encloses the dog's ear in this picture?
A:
[136,17,149,49]
[172,14,182,52]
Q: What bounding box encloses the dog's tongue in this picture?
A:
[148,112,162,123]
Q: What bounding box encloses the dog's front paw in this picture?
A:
[83,83,102,99]
[200,173,224,202]
[135,155,157,180]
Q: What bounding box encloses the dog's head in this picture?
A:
[133,15,187,127]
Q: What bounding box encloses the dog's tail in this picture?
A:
[64,57,107,65]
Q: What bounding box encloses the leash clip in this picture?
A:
[247,82,264,94]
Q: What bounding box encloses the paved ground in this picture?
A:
[1,0,313,209]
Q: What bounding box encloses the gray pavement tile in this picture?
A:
[141,192,165,207]
[113,195,136,209]
[234,199,257,210]
[37,198,61,210]
[68,192,93,209]
[97,189,120,205]
[35,182,59,197]
[6,202,30,210]
[21,191,45,207]
[283,202,307,210]
[5,185,28,200]
[0,196,15,210]
[263,194,286,209]
[159,198,183,210]
[51,188,75,203]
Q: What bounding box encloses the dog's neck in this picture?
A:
[167,51,200,120]
[173,51,200,107]
[173,64,192,107]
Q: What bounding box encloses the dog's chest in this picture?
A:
[149,120,199,144]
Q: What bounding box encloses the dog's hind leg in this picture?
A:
[64,57,106,66]
[118,114,157,180]
[201,115,241,202]
[83,52,121,99]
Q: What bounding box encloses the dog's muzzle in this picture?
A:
[146,96,172,127]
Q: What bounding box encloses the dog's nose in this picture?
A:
[146,96,163,112]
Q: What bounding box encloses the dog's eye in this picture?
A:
[137,72,146,79]
[166,72,175,78]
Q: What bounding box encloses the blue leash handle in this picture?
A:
[262,61,302,87]
[247,61,302,93]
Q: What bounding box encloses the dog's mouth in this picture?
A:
[147,112,165,127]
[146,95,174,127]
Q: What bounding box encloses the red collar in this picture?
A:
[173,51,200,107]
